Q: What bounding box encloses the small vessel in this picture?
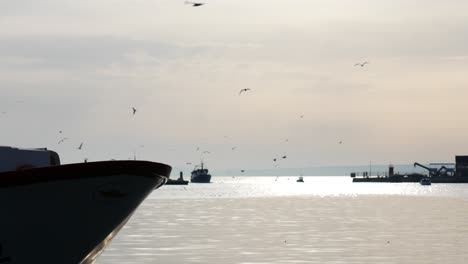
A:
[190,161,211,183]
[166,171,189,185]
[297,176,304,182]
[420,177,432,185]
[0,146,171,264]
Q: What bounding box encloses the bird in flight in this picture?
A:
[241,170,245,173]
[282,155,287,159]
[354,61,369,67]
[57,137,68,144]
[132,107,137,115]
[77,142,83,150]
[273,158,277,162]
[239,88,251,95]
[185,1,204,6]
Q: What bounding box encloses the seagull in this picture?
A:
[354,61,369,67]
[57,137,68,144]
[282,155,287,159]
[132,107,137,115]
[77,142,83,150]
[185,1,204,6]
[239,88,251,95]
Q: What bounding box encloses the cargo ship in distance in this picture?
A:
[191,161,211,183]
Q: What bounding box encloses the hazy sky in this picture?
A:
[1,0,468,171]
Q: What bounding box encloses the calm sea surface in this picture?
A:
[97,176,468,264]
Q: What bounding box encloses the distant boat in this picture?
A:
[0,146,171,263]
[420,177,431,185]
[297,176,304,182]
[191,161,211,183]
[166,171,189,185]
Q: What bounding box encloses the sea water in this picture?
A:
[97,176,468,264]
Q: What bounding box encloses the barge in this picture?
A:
[351,156,468,183]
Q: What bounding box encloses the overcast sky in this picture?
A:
[1,0,468,171]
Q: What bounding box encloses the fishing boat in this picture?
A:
[0,146,171,264]
[190,161,211,183]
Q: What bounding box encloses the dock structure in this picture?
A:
[351,156,468,183]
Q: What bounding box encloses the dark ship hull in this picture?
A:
[191,173,211,183]
[0,160,170,264]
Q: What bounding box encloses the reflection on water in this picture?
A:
[150,176,468,200]
[97,177,468,264]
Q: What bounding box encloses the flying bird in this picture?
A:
[282,155,287,159]
[185,1,204,6]
[273,158,277,162]
[77,142,83,150]
[354,61,369,67]
[241,170,245,173]
[239,88,251,95]
[132,107,137,115]
[57,137,68,144]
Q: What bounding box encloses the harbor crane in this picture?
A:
[414,162,455,177]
